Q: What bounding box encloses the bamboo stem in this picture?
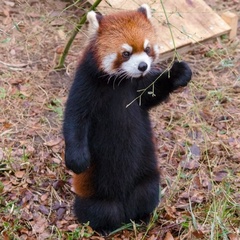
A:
[55,0,103,70]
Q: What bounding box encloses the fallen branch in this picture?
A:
[0,60,33,70]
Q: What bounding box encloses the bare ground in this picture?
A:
[0,0,239,239]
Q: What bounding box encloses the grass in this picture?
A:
[0,87,7,99]
[64,224,94,239]
[205,182,240,239]
[0,0,239,239]
[0,200,23,239]
[47,98,64,119]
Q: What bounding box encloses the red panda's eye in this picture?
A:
[122,51,131,59]
[145,46,151,55]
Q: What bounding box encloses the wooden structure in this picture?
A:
[88,0,235,59]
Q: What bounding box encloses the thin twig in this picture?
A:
[160,0,181,61]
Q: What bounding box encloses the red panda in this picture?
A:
[63,4,192,235]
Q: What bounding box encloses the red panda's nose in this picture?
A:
[138,62,148,72]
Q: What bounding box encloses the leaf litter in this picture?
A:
[0,0,240,239]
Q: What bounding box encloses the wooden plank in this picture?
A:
[221,11,238,40]
[88,0,231,59]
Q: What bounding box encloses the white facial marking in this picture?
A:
[101,53,117,74]
[121,52,152,78]
[144,39,149,49]
[122,43,133,53]
[140,4,152,19]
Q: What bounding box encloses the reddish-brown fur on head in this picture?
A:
[96,11,156,62]
[87,5,159,78]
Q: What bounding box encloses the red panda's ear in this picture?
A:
[87,11,103,34]
[137,4,152,19]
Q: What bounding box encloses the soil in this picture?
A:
[0,0,239,239]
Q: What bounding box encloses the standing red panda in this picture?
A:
[63,4,192,234]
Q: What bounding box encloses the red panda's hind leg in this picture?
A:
[125,172,160,223]
[74,196,125,234]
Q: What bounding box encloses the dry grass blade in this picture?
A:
[0,0,239,239]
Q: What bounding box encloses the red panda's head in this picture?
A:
[87,4,159,78]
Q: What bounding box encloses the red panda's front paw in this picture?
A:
[65,145,90,174]
[170,61,192,90]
